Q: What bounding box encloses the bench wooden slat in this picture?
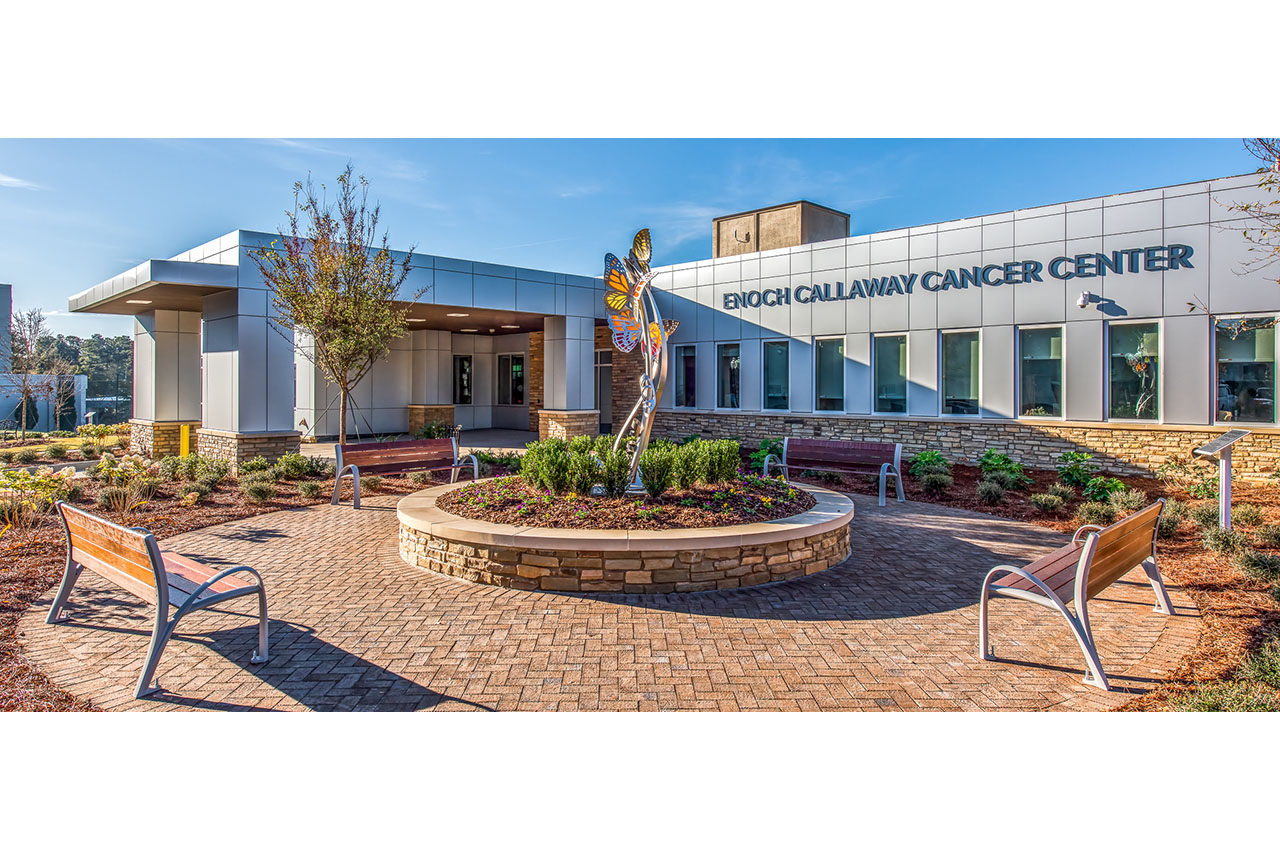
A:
[61,510,159,603]
[340,448,455,464]
[161,552,251,597]
[346,461,461,476]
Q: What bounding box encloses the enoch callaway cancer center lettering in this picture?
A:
[722,243,1193,310]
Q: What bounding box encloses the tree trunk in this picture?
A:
[19,392,27,440]
[339,384,349,446]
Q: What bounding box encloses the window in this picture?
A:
[453,355,472,405]
[1019,327,1063,417]
[674,345,696,407]
[497,354,524,405]
[1216,317,1276,424]
[763,340,789,410]
[717,343,740,409]
[1109,323,1158,420]
[815,337,844,411]
[873,335,907,413]
[941,331,980,415]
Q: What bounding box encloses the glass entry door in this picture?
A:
[595,349,612,433]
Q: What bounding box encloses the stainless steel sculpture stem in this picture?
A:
[612,287,669,490]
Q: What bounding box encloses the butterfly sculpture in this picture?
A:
[604,228,678,490]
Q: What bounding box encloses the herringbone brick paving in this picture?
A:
[17,493,1199,711]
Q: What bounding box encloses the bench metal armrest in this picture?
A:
[1072,524,1104,544]
[457,452,480,479]
[172,565,265,620]
[762,454,785,479]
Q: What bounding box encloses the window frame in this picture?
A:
[761,338,791,412]
[871,333,909,416]
[1015,323,1066,420]
[813,335,845,413]
[715,342,742,411]
[452,354,473,406]
[938,328,982,418]
[1212,312,1279,427]
[496,353,525,407]
[1105,318,1162,423]
[673,344,698,409]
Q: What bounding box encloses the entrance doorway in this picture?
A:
[595,349,612,434]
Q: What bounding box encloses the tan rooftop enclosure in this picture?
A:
[712,201,850,258]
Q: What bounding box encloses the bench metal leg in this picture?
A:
[252,584,269,665]
[135,608,176,699]
[1141,556,1175,615]
[46,557,84,625]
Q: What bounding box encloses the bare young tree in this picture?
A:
[7,308,55,438]
[1227,138,1280,282]
[249,165,426,445]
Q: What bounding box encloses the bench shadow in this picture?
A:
[153,618,495,712]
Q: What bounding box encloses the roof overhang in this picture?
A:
[69,260,238,315]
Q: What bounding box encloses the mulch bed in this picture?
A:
[436,476,816,530]
[0,472,419,711]
[820,463,1280,711]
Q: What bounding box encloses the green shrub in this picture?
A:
[133,475,164,500]
[976,480,1005,504]
[638,443,676,499]
[569,450,600,495]
[1175,681,1280,712]
[1156,458,1219,499]
[1190,502,1221,529]
[1046,482,1076,502]
[909,450,951,478]
[298,481,323,499]
[568,434,593,456]
[415,422,455,439]
[1233,503,1265,527]
[1075,500,1117,526]
[750,437,783,474]
[1082,476,1126,502]
[1030,493,1065,514]
[240,480,276,504]
[274,451,310,479]
[238,455,272,474]
[1158,499,1187,539]
[1203,526,1249,555]
[96,485,127,509]
[1256,524,1280,548]
[1236,549,1280,582]
[196,473,225,493]
[179,480,212,497]
[63,482,84,502]
[600,447,632,498]
[704,440,740,485]
[15,448,38,464]
[44,443,68,460]
[673,441,704,490]
[521,439,570,492]
[919,472,953,495]
[983,469,1028,491]
[1240,636,1280,689]
[1056,451,1099,488]
[361,474,384,491]
[158,456,182,480]
[239,469,276,485]
[1108,487,1149,514]
[0,450,12,464]
[78,442,99,459]
[408,471,432,485]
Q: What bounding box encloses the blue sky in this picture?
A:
[0,138,1259,337]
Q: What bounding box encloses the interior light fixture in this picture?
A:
[500,324,520,329]
[459,328,479,333]
[446,312,470,317]
[407,318,427,323]
[126,299,153,304]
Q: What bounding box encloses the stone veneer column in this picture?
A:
[540,316,597,437]
[528,331,544,431]
[130,309,202,458]
[538,409,600,440]
[407,330,453,434]
[197,265,299,468]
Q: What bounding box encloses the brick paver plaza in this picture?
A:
[20,493,1199,711]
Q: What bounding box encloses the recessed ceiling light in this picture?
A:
[446,312,469,318]
[501,324,520,329]
[459,328,478,333]
[488,328,496,333]
[126,299,152,305]
[407,318,426,323]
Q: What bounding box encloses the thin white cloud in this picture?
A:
[557,182,604,199]
[0,171,44,190]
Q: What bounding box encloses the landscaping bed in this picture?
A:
[436,474,815,530]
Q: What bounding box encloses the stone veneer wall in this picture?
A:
[651,411,1280,477]
[537,410,599,441]
[399,522,850,593]
[197,428,301,470]
[408,404,454,434]
[528,331,544,432]
[129,419,199,459]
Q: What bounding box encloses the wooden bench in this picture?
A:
[763,437,905,507]
[978,500,1174,690]
[332,437,479,509]
[47,502,269,699]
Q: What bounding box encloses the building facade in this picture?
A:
[69,171,1280,474]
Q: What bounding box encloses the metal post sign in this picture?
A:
[1193,429,1251,529]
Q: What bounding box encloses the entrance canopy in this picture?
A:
[69,259,237,314]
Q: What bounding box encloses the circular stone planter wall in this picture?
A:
[397,481,853,594]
